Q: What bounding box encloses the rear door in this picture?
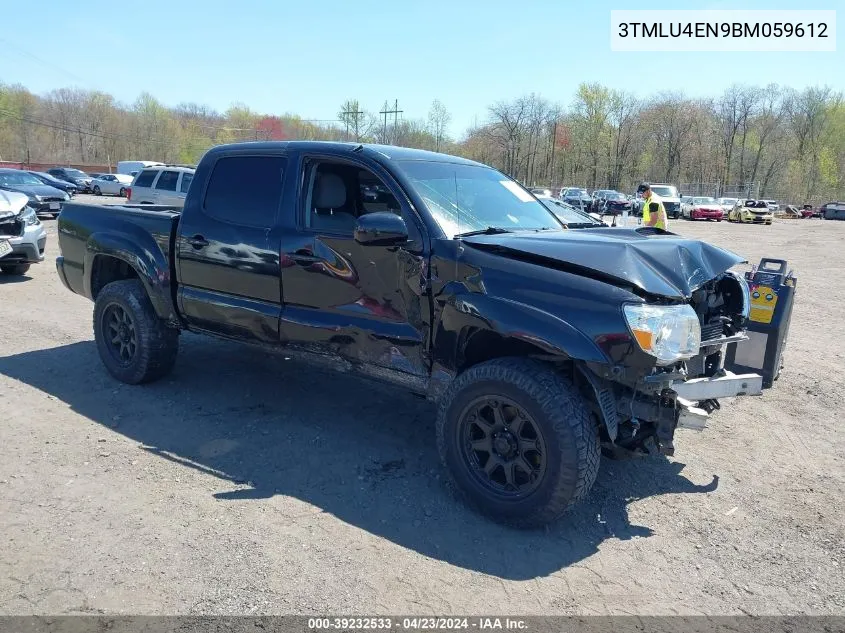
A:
[175,151,287,343]
[153,169,181,205]
[131,169,159,204]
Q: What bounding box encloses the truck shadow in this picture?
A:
[0,336,718,580]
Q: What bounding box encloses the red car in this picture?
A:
[800,204,821,218]
[684,196,724,221]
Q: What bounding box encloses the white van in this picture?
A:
[117,161,164,177]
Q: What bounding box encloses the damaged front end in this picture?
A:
[581,269,763,458]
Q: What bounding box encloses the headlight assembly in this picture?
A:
[21,206,40,227]
[623,303,701,365]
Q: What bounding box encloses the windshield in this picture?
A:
[65,169,88,178]
[539,198,601,226]
[651,186,678,198]
[0,171,43,186]
[719,198,737,205]
[606,192,625,201]
[693,197,716,204]
[398,161,562,237]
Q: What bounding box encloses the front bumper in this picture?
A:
[672,370,763,431]
[1,224,47,264]
[32,200,65,214]
[692,211,724,220]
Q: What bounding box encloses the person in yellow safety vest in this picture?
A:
[637,182,668,230]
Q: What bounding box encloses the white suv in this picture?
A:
[128,165,195,207]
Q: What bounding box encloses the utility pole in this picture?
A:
[379,99,403,144]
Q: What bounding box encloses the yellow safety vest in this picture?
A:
[642,194,667,230]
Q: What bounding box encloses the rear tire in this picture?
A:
[436,358,600,528]
[93,279,178,384]
[1,263,31,275]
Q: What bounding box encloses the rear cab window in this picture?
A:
[203,155,286,226]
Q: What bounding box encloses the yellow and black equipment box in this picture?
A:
[725,258,796,388]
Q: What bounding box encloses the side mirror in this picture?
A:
[649,202,660,213]
[354,212,408,246]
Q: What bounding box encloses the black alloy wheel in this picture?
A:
[459,395,548,496]
[101,303,137,366]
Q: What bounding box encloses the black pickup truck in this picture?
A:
[56,142,765,527]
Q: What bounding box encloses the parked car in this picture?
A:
[561,187,592,210]
[683,197,724,221]
[0,169,70,217]
[761,199,780,213]
[92,174,134,197]
[589,189,615,212]
[28,171,79,196]
[128,165,195,207]
[717,197,739,213]
[56,141,769,527]
[598,191,632,216]
[529,187,552,197]
[799,204,821,218]
[728,200,774,225]
[821,202,845,220]
[0,189,47,276]
[649,184,682,219]
[46,167,93,193]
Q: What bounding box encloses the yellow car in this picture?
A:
[728,200,774,225]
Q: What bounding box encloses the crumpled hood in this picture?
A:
[461,228,745,300]
[0,189,28,220]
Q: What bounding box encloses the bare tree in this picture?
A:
[427,100,451,152]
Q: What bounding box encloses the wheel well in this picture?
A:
[90,255,140,299]
[459,329,564,372]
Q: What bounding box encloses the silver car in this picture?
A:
[0,189,47,276]
[91,174,134,197]
[128,166,194,207]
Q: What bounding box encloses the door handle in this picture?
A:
[287,249,320,266]
[189,235,209,249]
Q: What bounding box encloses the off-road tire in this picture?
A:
[93,279,178,384]
[1,263,31,275]
[436,357,600,528]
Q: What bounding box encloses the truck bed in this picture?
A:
[56,203,181,301]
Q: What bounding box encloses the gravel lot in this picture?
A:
[1,198,843,615]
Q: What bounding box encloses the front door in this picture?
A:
[279,156,431,387]
[176,152,288,343]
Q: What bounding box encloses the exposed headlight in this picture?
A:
[623,303,701,365]
[21,206,40,227]
[727,270,751,319]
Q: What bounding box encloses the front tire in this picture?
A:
[93,280,178,384]
[119,187,126,197]
[1,263,31,275]
[436,358,600,528]
[93,186,101,196]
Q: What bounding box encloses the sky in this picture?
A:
[1,0,841,137]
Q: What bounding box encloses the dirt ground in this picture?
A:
[1,198,843,615]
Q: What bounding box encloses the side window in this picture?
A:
[304,160,422,247]
[179,172,194,194]
[154,170,179,191]
[134,170,157,188]
[203,155,286,226]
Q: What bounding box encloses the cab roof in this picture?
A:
[204,141,485,166]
